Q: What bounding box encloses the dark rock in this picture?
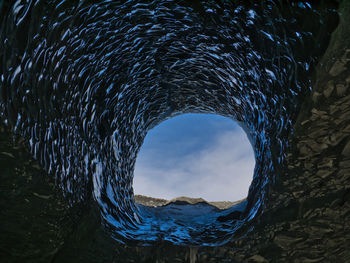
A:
[336,83,348,96]
[217,211,242,222]
[0,0,350,262]
[323,81,335,98]
[342,141,350,156]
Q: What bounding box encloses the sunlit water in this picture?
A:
[0,0,337,245]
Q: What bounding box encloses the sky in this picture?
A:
[133,113,255,202]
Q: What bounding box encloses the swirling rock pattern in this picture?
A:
[0,0,349,260]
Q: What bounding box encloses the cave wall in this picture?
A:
[82,1,350,261]
[0,0,349,262]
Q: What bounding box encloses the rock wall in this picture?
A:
[0,0,349,262]
[53,1,350,261]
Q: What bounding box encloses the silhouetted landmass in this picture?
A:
[135,194,246,210]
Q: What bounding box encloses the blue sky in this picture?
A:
[133,113,255,202]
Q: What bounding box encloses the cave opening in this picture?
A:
[133,113,256,208]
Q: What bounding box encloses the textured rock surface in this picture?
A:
[1,0,328,245]
[0,0,349,262]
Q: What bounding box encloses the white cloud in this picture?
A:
[133,128,255,202]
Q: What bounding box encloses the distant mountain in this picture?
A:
[134,194,246,210]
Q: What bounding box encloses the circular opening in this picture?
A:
[1,0,330,250]
[133,113,255,206]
